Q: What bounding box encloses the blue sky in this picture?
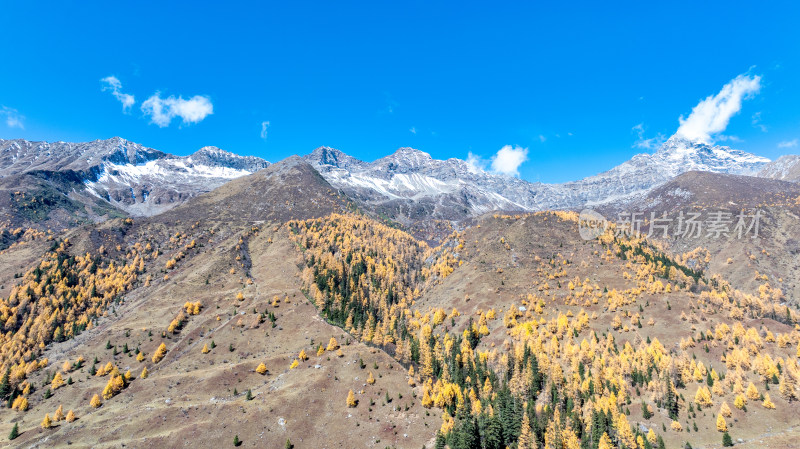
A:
[1,1,799,183]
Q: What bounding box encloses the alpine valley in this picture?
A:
[1,134,800,449]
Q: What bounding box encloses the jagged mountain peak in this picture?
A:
[656,135,764,160]
[304,137,773,225]
[380,146,431,163]
[306,146,364,170]
[0,137,273,220]
[649,136,769,174]
[185,146,270,172]
[0,136,166,173]
[392,146,431,158]
[192,145,228,156]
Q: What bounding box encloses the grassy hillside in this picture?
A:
[0,192,798,448]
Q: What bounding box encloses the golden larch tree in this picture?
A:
[327,337,339,351]
[762,393,776,409]
[517,411,537,449]
[53,404,65,421]
[716,413,728,432]
[51,372,65,390]
[720,401,732,417]
[152,342,167,363]
[597,432,613,449]
[746,382,760,400]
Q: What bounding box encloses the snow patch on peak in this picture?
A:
[305,140,771,220]
[758,154,800,182]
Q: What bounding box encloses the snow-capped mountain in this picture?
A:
[758,155,800,182]
[0,137,270,217]
[305,147,536,217]
[0,134,773,228]
[304,136,770,222]
[558,136,770,207]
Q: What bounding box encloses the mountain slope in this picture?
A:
[758,154,800,182]
[156,156,352,225]
[0,159,428,448]
[0,170,126,232]
[618,170,800,306]
[1,166,799,448]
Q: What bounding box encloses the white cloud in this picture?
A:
[141,93,213,127]
[778,139,798,149]
[260,121,270,140]
[714,134,742,143]
[538,134,546,143]
[751,112,767,132]
[675,73,761,144]
[466,151,486,174]
[491,145,528,177]
[632,123,666,150]
[466,145,529,177]
[1,106,24,129]
[100,76,135,112]
[409,127,416,134]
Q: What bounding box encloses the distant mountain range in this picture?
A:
[1,135,794,230]
[0,137,269,227]
[304,136,771,223]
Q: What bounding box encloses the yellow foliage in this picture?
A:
[327,337,339,351]
[720,401,732,417]
[152,343,167,363]
[746,382,760,400]
[763,393,776,409]
[734,394,746,409]
[51,372,65,390]
[53,404,64,421]
[12,396,29,411]
[422,389,433,408]
[716,413,728,432]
